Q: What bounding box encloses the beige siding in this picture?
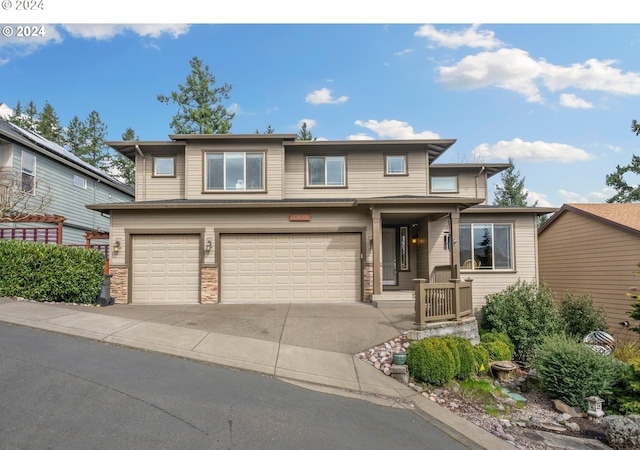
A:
[109,207,370,268]
[426,213,539,311]
[429,168,487,200]
[539,211,640,337]
[184,142,284,200]
[284,148,428,198]
[135,152,185,201]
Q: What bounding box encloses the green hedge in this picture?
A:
[443,335,476,381]
[0,240,105,304]
[473,344,490,375]
[407,337,456,386]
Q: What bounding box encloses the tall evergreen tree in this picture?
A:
[65,111,110,171]
[493,157,535,206]
[9,100,37,131]
[297,122,315,141]
[36,101,65,146]
[605,119,640,203]
[157,56,234,134]
[109,127,137,186]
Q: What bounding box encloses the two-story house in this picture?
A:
[0,119,134,245]
[88,134,555,308]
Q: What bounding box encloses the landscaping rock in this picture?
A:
[565,422,580,432]
[554,413,572,424]
[603,415,640,450]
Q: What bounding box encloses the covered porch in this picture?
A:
[364,198,479,326]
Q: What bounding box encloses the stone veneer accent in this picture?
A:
[406,316,480,345]
[362,264,373,303]
[201,266,218,304]
[109,267,128,304]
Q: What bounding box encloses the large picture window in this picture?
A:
[307,156,345,187]
[459,223,513,270]
[205,152,264,191]
[431,176,457,193]
[21,150,36,194]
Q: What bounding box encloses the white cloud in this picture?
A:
[228,103,241,115]
[62,24,190,40]
[559,93,593,109]
[298,118,316,129]
[525,190,553,207]
[559,189,590,203]
[305,88,349,105]
[541,58,640,94]
[394,49,414,56]
[415,24,503,50]
[354,119,440,140]
[438,48,545,103]
[585,186,617,202]
[472,138,595,163]
[347,133,375,141]
[438,46,640,102]
[0,25,63,62]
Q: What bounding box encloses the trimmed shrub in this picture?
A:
[0,240,105,304]
[481,280,563,361]
[611,357,640,415]
[443,336,475,381]
[531,333,625,409]
[559,292,608,338]
[407,337,456,386]
[483,340,513,362]
[473,344,490,375]
[480,331,515,356]
[441,336,461,379]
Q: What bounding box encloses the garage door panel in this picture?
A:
[132,235,200,304]
[221,233,360,304]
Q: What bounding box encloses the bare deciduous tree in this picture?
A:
[0,172,52,222]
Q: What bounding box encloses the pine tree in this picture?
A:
[157,56,234,134]
[36,101,65,146]
[605,119,640,202]
[110,127,137,186]
[297,122,315,141]
[65,111,110,171]
[493,158,535,206]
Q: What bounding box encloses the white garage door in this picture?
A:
[131,235,200,304]
[221,233,361,303]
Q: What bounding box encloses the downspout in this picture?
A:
[135,145,145,201]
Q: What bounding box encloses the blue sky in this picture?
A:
[1,19,640,207]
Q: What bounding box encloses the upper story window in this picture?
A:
[21,150,36,194]
[153,156,175,177]
[205,152,264,191]
[385,155,407,175]
[73,174,87,189]
[307,155,346,187]
[431,175,458,193]
[460,223,513,271]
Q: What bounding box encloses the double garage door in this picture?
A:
[131,233,361,304]
[220,233,361,303]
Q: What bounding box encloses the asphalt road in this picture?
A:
[0,323,473,450]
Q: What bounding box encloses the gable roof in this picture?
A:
[0,119,134,196]
[539,203,640,236]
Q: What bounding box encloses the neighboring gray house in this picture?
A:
[0,119,134,245]
[88,134,555,306]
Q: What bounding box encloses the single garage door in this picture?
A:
[131,235,200,304]
[221,233,361,303]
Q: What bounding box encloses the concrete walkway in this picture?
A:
[0,298,515,449]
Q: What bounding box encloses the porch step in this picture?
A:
[372,291,414,309]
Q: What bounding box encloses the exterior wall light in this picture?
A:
[113,240,121,254]
[205,240,212,253]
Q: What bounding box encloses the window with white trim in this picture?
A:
[21,150,36,194]
[73,174,87,189]
[307,155,345,187]
[459,223,513,270]
[431,176,458,193]
[154,156,175,177]
[205,152,264,191]
[385,155,407,175]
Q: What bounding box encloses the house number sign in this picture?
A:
[289,214,311,222]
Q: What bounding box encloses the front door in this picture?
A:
[382,228,397,286]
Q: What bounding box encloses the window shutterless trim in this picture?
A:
[384,154,408,176]
[152,156,176,178]
[304,154,347,188]
[202,150,266,192]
